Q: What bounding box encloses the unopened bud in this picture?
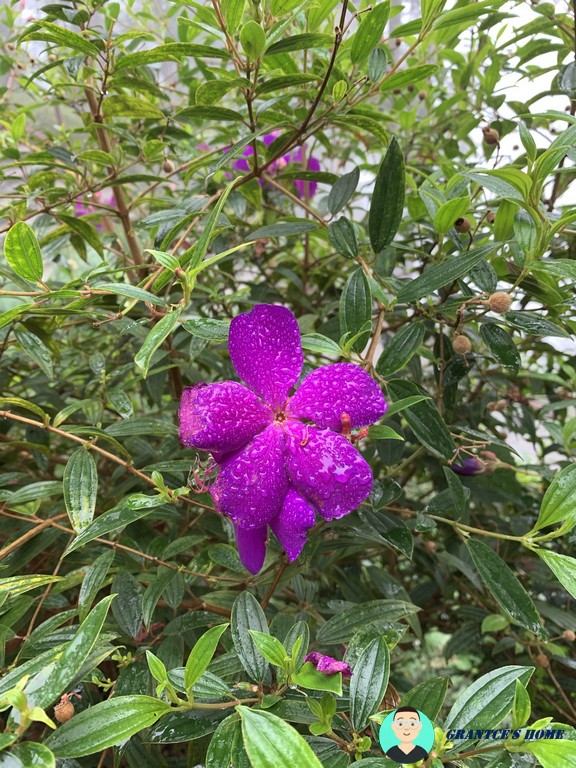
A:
[454,217,471,233]
[563,629,575,641]
[535,653,550,668]
[453,335,472,354]
[418,90,426,100]
[486,211,495,224]
[487,292,512,314]
[162,159,175,174]
[482,126,500,145]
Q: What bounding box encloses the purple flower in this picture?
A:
[450,452,498,476]
[230,133,321,199]
[304,652,352,677]
[74,191,116,229]
[179,304,387,574]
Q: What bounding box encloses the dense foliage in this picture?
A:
[1,0,576,766]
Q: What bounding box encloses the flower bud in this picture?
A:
[487,292,512,314]
[482,126,500,145]
[453,335,472,354]
[563,629,575,641]
[407,83,414,93]
[418,90,426,100]
[486,210,495,224]
[454,217,471,233]
[535,653,550,668]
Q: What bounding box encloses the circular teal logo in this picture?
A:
[378,708,434,765]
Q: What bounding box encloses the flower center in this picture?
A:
[274,410,287,423]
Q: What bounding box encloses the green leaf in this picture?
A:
[531,258,576,282]
[317,600,419,644]
[443,466,467,517]
[369,138,405,253]
[520,738,576,768]
[480,323,521,374]
[368,424,403,440]
[493,199,518,240]
[0,396,49,422]
[112,570,144,638]
[248,221,318,239]
[176,105,247,123]
[444,665,534,731]
[4,222,44,282]
[467,540,543,636]
[505,310,570,338]
[248,630,288,668]
[386,379,456,460]
[433,196,470,234]
[221,0,246,34]
[57,213,103,257]
[45,696,171,757]
[350,637,390,730]
[350,2,391,64]
[291,662,343,695]
[400,676,448,720]
[135,309,182,378]
[65,494,166,554]
[376,322,425,377]
[205,714,239,768]
[14,327,54,380]
[237,706,323,768]
[63,449,98,533]
[531,464,576,532]
[328,167,360,215]
[92,282,167,307]
[328,217,358,259]
[301,333,341,357]
[26,595,115,709]
[78,550,115,622]
[115,43,232,70]
[20,20,101,57]
[0,574,62,597]
[538,550,576,600]
[380,64,438,92]
[339,269,371,353]
[519,120,537,162]
[0,742,55,768]
[385,395,431,416]
[512,679,531,728]
[231,592,270,682]
[142,569,178,630]
[240,21,266,59]
[265,33,332,56]
[103,96,165,119]
[184,623,229,692]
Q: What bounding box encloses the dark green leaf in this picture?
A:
[538,550,576,600]
[339,269,371,352]
[45,696,171,757]
[328,167,360,215]
[317,600,419,644]
[328,217,358,258]
[532,464,576,532]
[400,676,449,720]
[103,96,165,119]
[265,33,332,56]
[467,540,543,636]
[185,623,229,691]
[480,323,521,374]
[134,309,182,378]
[63,449,98,533]
[350,2,391,64]
[237,706,323,768]
[112,570,144,638]
[115,43,232,70]
[380,64,438,92]
[505,311,570,338]
[248,221,318,239]
[78,550,115,622]
[350,637,390,730]
[376,322,425,377]
[369,138,405,253]
[231,592,270,682]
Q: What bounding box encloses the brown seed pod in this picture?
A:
[453,335,472,354]
[535,653,550,668]
[482,126,500,145]
[162,159,175,174]
[407,83,415,93]
[487,291,512,314]
[418,90,426,100]
[54,700,75,723]
[563,629,576,641]
[454,217,471,233]
[424,540,437,552]
[486,210,496,224]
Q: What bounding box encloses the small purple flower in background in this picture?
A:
[179,304,387,574]
[230,132,321,199]
[74,190,116,229]
[303,651,352,677]
[450,451,498,475]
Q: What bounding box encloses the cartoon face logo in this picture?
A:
[377,707,434,765]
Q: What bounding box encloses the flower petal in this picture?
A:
[179,382,272,454]
[229,304,303,408]
[211,424,288,528]
[287,363,387,431]
[235,525,267,574]
[316,656,352,677]
[284,423,373,520]
[270,488,316,563]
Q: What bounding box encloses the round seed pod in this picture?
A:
[563,629,575,641]
[54,700,75,723]
[418,90,426,100]
[454,217,471,233]
[482,126,500,145]
[487,292,512,314]
[407,83,414,93]
[453,335,472,354]
[486,210,496,224]
[535,653,550,668]
[162,159,175,174]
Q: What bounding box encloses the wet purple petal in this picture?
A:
[263,131,281,147]
[304,652,352,677]
[270,488,316,563]
[211,424,288,528]
[288,363,387,431]
[284,422,373,520]
[228,304,303,408]
[235,525,267,574]
[179,382,272,454]
[451,457,483,475]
